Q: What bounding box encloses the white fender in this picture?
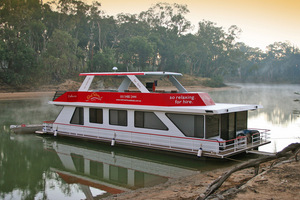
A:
[111,138,116,146]
[197,144,203,157]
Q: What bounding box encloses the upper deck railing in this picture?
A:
[77,72,188,93]
[52,91,66,101]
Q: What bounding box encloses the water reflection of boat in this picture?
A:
[51,168,126,199]
[42,72,270,158]
[44,138,197,198]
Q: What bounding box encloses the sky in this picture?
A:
[47,0,300,51]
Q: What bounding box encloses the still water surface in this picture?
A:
[0,84,299,199]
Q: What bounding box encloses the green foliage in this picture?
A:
[0,37,40,86]
[89,48,116,72]
[0,0,299,88]
[41,29,80,82]
[139,2,191,35]
[120,36,155,71]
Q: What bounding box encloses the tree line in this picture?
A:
[0,0,300,87]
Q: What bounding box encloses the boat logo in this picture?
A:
[86,92,103,101]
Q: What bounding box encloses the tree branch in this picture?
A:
[197,143,300,200]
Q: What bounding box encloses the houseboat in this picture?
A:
[43,71,270,158]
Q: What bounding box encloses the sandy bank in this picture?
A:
[0,85,234,100]
[0,92,55,100]
[104,156,300,200]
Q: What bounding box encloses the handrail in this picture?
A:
[217,129,270,155]
[47,123,271,157]
[53,91,66,101]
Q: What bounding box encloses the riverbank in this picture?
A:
[0,86,233,100]
[105,155,300,200]
[0,78,234,100]
[0,92,55,100]
[0,79,79,100]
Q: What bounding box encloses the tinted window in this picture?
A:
[70,107,84,125]
[236,111,248,131]
[166,113,204,138]
[109,109,127,126]
[135,111,168,130]
[205,115,219,138]
[90,108,103,124]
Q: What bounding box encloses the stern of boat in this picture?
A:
[206,128,271,158]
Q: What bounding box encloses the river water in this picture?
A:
[0,84,299,199]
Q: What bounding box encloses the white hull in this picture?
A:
[53,107,218,154]
[47,105,269,158]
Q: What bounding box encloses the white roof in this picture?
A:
[79,71,182,76]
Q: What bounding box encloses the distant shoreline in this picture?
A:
[0,92,55,100]
[0,86,235,101]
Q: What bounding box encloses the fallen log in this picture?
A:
[197,143,300,200]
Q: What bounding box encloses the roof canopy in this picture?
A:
[79,72,183,76]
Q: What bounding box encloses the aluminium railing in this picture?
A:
[52,91,66,101]
[50,123,271,158]
[217,128,270,156]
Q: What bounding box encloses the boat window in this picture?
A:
[205,115,220,138]
[221,113,236,140]
[236,111,248,131]
[90,161,103,178]
[70,107,84,125]
[228,113,236,138]
[70,153,84,173]
[194,115,205,138]
[134,111,168,130]
[221,111,248,140]
[109,165,128,184]
[89,108,103,124]
[166,113,204,138]
[109,109,127,126]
